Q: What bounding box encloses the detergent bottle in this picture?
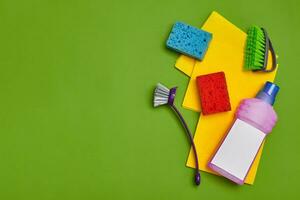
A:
[208,81,279,184]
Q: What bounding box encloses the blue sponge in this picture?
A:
[166,22,212,60]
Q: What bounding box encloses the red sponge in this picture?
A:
[196,72,231,115]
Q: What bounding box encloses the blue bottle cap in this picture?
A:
[256,81,280,105]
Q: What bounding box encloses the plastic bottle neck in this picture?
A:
[255,82,279,105]
[256,91,274,105]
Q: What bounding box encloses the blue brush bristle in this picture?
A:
[166,22,212,60]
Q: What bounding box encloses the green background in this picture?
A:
[0,0,299,199]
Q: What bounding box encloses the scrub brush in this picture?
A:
[153,83,201,186]
[244,26,277,72]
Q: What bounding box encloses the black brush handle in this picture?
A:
[171,104,201,185]
[261,28,277,72]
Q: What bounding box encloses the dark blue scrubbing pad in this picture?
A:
[166,22,212,60]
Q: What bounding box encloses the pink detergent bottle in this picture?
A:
[209,81,279,184]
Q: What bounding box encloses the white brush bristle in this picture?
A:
[154,83,170,107]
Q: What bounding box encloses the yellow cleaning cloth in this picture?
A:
[175,55,196,77]
[175,11,277,184]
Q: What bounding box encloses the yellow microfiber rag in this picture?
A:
[175,11,278,184]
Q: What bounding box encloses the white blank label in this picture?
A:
[211,119,266,181]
